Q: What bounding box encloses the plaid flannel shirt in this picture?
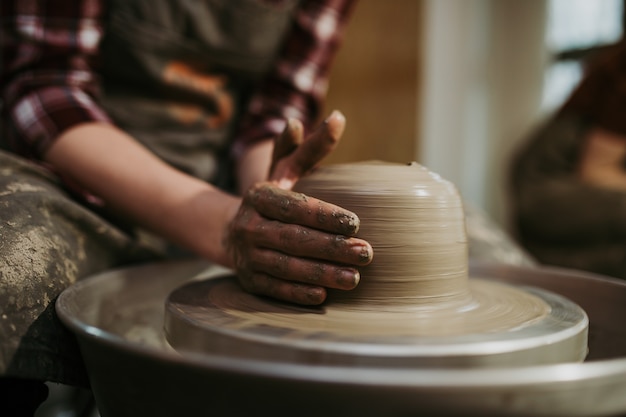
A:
[0,0,354,162]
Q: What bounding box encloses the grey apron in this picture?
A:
[0,0,298,386]
[100,0,299,189]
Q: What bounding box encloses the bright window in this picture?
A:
[541,0,624,111]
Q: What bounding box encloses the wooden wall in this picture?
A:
[322,0,422,165]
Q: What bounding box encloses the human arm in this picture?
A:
[2,0,238,261]
[5,0,371,305]
[45,113,372,305]
[2,0,234,259]
[225,0,372,304]
[43,123,241,266]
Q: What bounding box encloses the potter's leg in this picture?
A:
[0,150,161,390]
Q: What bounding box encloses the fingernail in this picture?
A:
[334,211,359,234]
[304,287,326,304]
[326,110,344,123]
[324,111,345,139]
[286,118,303,142]
[338,269,360,289]
[354,244,373,264]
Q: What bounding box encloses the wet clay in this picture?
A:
[295,161,472,307]
[165,161,589,366]
[181,277,550,338]
[211,161,550,335]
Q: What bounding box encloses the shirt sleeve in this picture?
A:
[0,0,110,159]
[230,0,356,160]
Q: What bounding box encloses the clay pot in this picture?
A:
[294,161,470,307]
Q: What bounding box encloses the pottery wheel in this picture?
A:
[164,161,588,368]
[165,275,587,367]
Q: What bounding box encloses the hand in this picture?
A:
[226,111,373,305]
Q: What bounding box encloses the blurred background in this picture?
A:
[322,0,624,231]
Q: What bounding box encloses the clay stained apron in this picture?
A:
[100,0,298,189]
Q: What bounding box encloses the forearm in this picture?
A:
[236,139,274,195]
[43,122,240,267]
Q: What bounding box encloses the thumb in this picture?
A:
[270,110,346,189]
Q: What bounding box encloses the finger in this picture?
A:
[248,247,361,290]
[246,183,361,236]
[239,272,327,305]
[288,110,345,178]
[250,221,372,265]
[269,110,345,186]
[270,118,304,176]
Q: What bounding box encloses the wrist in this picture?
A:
[175,184,241,268]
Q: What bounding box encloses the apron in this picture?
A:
[100,0,299,189]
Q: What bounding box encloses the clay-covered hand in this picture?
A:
[227,111,373,305]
